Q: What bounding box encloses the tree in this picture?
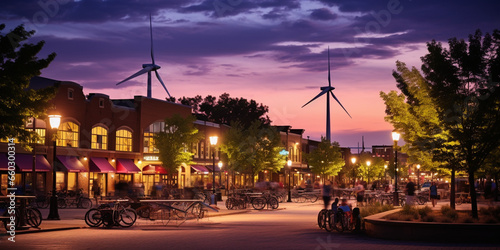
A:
[381,29,500,218]
[0,24,56,147]
[306,137,345,183]
[220,120,285,186]
[357,153,386,184]
[154,114,202,186]
[421,29,500,218]
[178,93,271,129]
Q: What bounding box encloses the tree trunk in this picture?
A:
[468,169,478,219]
[450,166,455,209]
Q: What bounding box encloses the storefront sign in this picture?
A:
[143,155,159,161]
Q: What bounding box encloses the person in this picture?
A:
[331,198,339,211]
[405,180,416,205]
[355,181,365,206]
[322,181,332,210]
[92,181,101,203]
[338,198,351,212]
[429,181,438,207]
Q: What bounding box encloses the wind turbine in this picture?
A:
[116,14,171,99]
[302,48,352,142]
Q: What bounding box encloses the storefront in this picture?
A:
[0,153,51,195]
[115,158,141,184]
[89,157,116,197]
[55,155,87,193]
[191,165,210,189]
[142,165,168,196]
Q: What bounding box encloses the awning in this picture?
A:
[204,165,220,172]
[15,154,51,172]
[191,165,210,174]
[116,159,141,173]
[56,156,86,172]
[142,165,168,174]
[89,157,116,173]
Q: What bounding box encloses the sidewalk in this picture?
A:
[0,198,252,235]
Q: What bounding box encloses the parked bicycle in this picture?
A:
[85,199,137,228]
[59,189,93,209]
[252,193,279,210]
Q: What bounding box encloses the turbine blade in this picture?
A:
[155,70,171,98]
[328,47,331,87]
[301,88,330,108]
[116,66,153,85]
[150,13,155,64]
[330,91,352,118]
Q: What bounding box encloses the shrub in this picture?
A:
[401,205,419,219]
[460,216,475,223]
[422,215,435,222]
[483,215,498,224]
[418,206,432,218]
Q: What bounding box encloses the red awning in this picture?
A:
[142,165,167,174]
[116,159,141,173]
[204,165,220,172]
[191,165,210,174]
[15,154,51,172]
[57,156,86,172]
[89,157,116,173]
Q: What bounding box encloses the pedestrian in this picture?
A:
[322,181,332,210]
[355,181,365,206]
[405,179,416,205]
[331,197,339,211]
[92,180,101,204]
[429,181,438,207]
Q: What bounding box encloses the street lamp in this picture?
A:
[47,112,61,220]
[286,159,292,202]
[218,161,223,188]
[366,160,371,184]
[209,136,218,205]
[351,157,356,187]
[392,131,400,206]
[416,164,421,190]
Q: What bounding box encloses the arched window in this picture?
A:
[116,129,132,152]
[57,121,79,147]
[91,126,108,150]
[143,121,164,153]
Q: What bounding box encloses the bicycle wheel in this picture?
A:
[26,208,43,228]
[36,198,49,209]
[225,198,234,210]
[269,197,279,210]
[310,195,319,203]
[136,206,151,219]
[298,196,306,203]
[116,208,137,227]
[252,198,266,210]
[58,198,67,209]
[335,211,344,232]
[79,198,92,209]
[317,209,327,229]
[84,208,103,227]
[417,196,425,205]
[324,211,334,232]
[455,195,463,205]
[291,195,300,203]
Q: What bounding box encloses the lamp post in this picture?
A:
[392,131,400,206]
[351,157,356,187]
[218,161,223,188]
[366,160,371,185]
[47,112,61,220]
[416,164,421,190]
[209,136,218,205]
[286,159,292,202]
[384,164,388,183]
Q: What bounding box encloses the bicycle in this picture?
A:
[334,208,353,232]
[252,193,279,210]
[85,200,137,228]
[61,189,93,209]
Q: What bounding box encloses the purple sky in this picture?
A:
[2,0,500,148]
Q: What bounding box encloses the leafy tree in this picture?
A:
[306,137,345,182]
[357,153,386,184]
[178,93,271,129]
[220,120,285,186]
[0,24,56,147]
[154,114,202,186]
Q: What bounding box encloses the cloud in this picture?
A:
[310,8,337,21]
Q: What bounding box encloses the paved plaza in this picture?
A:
[1,198,498,250]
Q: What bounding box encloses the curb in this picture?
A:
[14,226,85,235]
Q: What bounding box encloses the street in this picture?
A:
[1,201,497,250]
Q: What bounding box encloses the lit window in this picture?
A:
[143,121,164,153]
[91,126,108,150]
[57,122,79,147]
[116,129,132,152]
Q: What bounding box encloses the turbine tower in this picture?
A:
[302,48,352,142]
[116,14,171,99]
